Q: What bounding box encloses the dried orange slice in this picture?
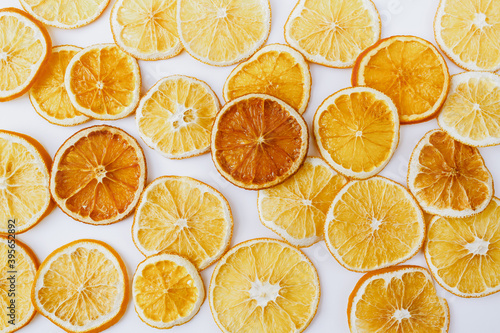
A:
[223,44,311,114]
[0,8,51,102]
[313,87,399,179]
[32,239,128,333]
[51,125,147,225]
[258,157,347,247]
[0,237,38,333]
[30,45,90,126]
[408,129,493,218]
[209,238,320,333]
[425,197,500,298]
[132,176,233,270]
[211,94,308,190]
[438,72,500,147]
[136,75,220,159]
[325,176,425,272]
[177,0,271,66]
[284,0,381,68]
[352,35,450,124]
[435,0,500,71]
[133,253,204,329]
[65,44,141,120]
[0,130,53,234]
[111,0,182,60]
[348,265,450,333]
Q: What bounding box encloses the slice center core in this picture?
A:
[248,279,281,307]
[175,218,188,229]
[0,52,7,61]
[393,308,411,321]
[465,237,489,255]
[370,218,383,231]
[216,8,227,19]
[94,166,107,182]
[473,13,490,29]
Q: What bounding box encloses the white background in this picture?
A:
[2,0,500,332]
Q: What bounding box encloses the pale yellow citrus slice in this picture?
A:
[313,87,399,179]
[223,44,311,114]
[0,130,53,234]
[284,0,381,68]
[0,237,38,333]
[435,0,500,71]
[177,0,271,66]
[133,253,204,329]
[348,265,450,333]
[438,72,500,147]
[50,125,147,225]
[111,0,182,60]
[408,129,493,218]
[65,44,141,120]
[132,176,233,270]
[258,157,347,247]
[30,45,90,126]
[136,75,220,159]
[32,239,128,333]
[352,35,450,124]
[209,238,320,333]
[425,197,500,298]
[0,8,51,102]
[325,176,425,272]
[20,0,110,29]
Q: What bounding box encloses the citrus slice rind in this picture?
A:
[257,157,347,247]
[438,72,500,147]
[50,125,147,225]
[133,253,205,329]
[425,197,500,298]
[136,75,220,159]
[177,0,271,66]
[407,129,493,218]
[325,176,425,272]
[32,239,128,333]
[132,176,233,270]
[284,0,381,68]
[110,0,182,60]
[211,94,309,190]
[0,7,51,102]
[29,45,91,126]
[0,236,38,333]
[313,86,399,179]
[0,130,54,234]
[209,238,320,333]
[19,0,111,29]
[223,43,311,114]
[348,265,450,333]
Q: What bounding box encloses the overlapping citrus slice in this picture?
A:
[136,75,220,159]
[258,157,347,247]
[50,125,147,225]
[425,197,500,298]
[325,176,425,272]
[0,237,38,333]
[111,0,182,60]
[435,0,500,71]
[284,0,381,68]
[348,266,450,333]
[209,238,320,333]
[177,0,271,66]
[0,8,51,102]
[32,239,128,333]
[133,253,205,329]
[132,176,233,270]
[20,0,110,29]
[352,35,450,124]
[65,44,141,120]
[438,72,500,147]
[30,45,90,126]
[408,129,493,218]
[313,87,399,179]
[212,94,309,190]
[0,130,53,234]
[223,44,311,114]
